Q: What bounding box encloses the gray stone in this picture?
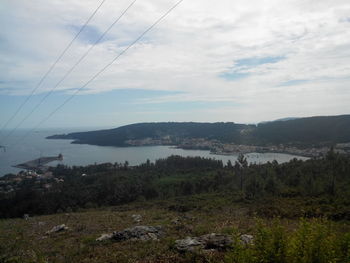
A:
[175,233,233,252]
[240,234,254,245]
[96,233,114,241]
[131,214,142,223]
[46,224,68,235]
[198,233,233,250]
[175,237,204,252]
[112,225,163,241]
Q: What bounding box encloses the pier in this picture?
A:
[13,154,63,172]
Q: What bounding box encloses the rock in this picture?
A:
[96,233,114,241]
[96,226,164,242]
[38,221,46,226]
[175,237,204,252]
[175,233,233,252]
[198,233,233,250]
[131,214,142,223]
[46,224,68,235]
[96,226,163,242]
[112,226,163,242]
[240,234,254,245]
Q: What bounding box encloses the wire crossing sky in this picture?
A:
[10,0,185,148]
[0,0,137,145]
[0,0,349,128]
[0,0,108,137]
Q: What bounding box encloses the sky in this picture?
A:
[0,0,350,130]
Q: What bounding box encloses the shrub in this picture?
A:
[226,219,348,263]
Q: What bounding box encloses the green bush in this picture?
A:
[226,219,349,263]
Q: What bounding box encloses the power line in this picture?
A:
[0,0,107,138]
[11,0,184,148]
[0,0,137,145]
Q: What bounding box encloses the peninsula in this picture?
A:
[47,115,350,157]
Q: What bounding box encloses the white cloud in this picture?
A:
[1,0,350,122]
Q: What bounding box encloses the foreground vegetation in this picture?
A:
[0,195,350,263]
[1,151,350,262]
[1,150,350,219]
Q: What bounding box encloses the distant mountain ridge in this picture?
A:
[47,115,350,147]
[48,122,252,146]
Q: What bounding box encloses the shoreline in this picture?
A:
[48,136,341,158]
[55,138,316,158]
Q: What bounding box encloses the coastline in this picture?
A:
[49,136,325,158]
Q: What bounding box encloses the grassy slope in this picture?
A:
[1,194,350,263]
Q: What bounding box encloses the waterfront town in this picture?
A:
[1,140,349,195]
[0,154,64,194]
[126,137,350,158]
[0,170,64,194]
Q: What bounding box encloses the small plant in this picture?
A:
[225,218,348,263]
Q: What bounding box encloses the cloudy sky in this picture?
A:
[0,0,350,129]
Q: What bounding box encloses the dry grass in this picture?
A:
[1,195,349,263]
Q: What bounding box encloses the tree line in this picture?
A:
[1,151,350,218]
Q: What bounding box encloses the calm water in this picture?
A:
[0,129,308,176]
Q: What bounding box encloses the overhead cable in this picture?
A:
[12,0,184,148]
[0,0,108,137]
[1,0,137,144]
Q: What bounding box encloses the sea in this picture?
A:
[0,128,309,176]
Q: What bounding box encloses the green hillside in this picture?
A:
[254,115,350,145]
[48,122,251,146]
[2,153,350,262]
[47,115,350,147]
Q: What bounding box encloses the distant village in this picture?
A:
[126,137,350,158]
[1,140,349,195]
[0,154,64,194]
[0,170,64,194]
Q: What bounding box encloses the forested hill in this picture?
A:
[47,115,350,147]
[48,122,253,146]
[255,114,350,145]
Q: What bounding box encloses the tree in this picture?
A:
[123,161,129,170]
[235,154,248,191]
[326,147,337,196]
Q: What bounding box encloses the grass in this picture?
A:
[1,194,350,263]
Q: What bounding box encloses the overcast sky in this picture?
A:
[0,0,350,129]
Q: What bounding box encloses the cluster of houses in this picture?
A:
[0,169,64,194]
[123,136,350,158]
[178,139,350,158]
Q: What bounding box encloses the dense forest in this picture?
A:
[1,150,350,219]
[48,122,251,145]
[47,115,350,147]
[255,115,350,145]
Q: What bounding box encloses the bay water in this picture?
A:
[0,129,308,176]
